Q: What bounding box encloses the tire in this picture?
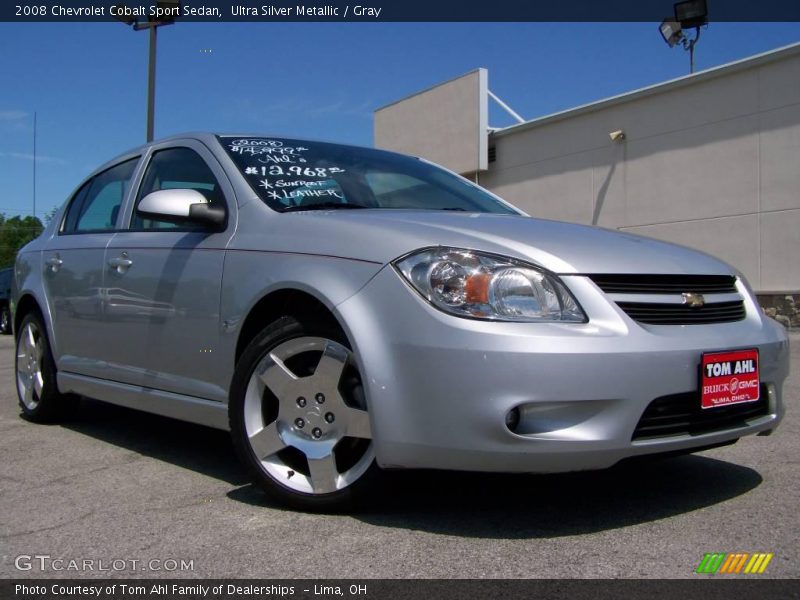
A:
[15,311,78,422]
[229,316,379,512]
[0,304,11,335]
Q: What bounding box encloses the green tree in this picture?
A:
[44,206,59,225]
[0,215,44,268]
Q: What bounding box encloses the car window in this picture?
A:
[219,136,519,214]
[365,171,474,210]
[132,147,224,230]
[61,182,91,233]
[61,158,139,234]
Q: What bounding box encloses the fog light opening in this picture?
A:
[505,407,521,432]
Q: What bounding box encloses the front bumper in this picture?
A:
[335,267,790,473]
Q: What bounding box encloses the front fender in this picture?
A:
[218,249,383,395]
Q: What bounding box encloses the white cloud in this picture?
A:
[0,152,67,165]
[231,96,375,122]
[0,110,28,121]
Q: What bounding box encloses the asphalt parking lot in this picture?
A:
[1,332,798,579]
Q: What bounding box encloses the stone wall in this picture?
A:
[758,294,800,329]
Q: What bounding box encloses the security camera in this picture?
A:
[609,130,626,142]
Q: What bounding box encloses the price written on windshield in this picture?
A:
[248,165,346,178]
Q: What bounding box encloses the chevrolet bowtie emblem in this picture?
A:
[682,292,706,308]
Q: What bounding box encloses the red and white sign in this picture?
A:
[701,349,760,409]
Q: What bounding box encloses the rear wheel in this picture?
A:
[0,305,11,335]
[229,316,378,511]
[15,311,77,422]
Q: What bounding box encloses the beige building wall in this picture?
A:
[375,69,488,175]
[479,44,800,295]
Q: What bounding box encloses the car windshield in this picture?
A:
[218,136,519,214]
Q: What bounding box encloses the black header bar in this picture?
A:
[4,0,800,22]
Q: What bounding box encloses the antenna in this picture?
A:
[33,111,37,220]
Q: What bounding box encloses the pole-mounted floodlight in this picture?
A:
[674,0,708,28]
[659,19,682,47]
[114,2,181,142]
[111,6,136,25]
[659,0,708,73]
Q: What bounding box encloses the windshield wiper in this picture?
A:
[282,202,370,212]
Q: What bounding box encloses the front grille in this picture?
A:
[632,384,769,440]
[589,274,738,295]
[615,300,746,325]
[586,274,745,325]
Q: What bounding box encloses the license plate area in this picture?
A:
[701,349,760,409]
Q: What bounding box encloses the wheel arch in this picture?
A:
[14,293,44,340]
[234,288,349,364]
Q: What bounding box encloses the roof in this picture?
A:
[81,132,408,187]
[492,41,800,138]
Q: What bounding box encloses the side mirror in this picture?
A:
[137,189,226,230]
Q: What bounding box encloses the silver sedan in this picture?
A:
[13,133,790,511]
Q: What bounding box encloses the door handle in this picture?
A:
[46,255,63,272]
[108,254,133,273]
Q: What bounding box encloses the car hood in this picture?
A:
[239,207,734,275]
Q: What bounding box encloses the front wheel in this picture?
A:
[229,316,378,511]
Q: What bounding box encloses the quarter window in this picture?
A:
[133,147,224,230]
[61,158,139,234]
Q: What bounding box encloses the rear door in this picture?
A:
[42,157,139,376]
[102,141,235,402]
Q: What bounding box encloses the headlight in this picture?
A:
[394,247,586,322]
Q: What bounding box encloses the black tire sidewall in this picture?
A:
[229,315,378,512]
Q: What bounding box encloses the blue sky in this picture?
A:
[1,21,798,220]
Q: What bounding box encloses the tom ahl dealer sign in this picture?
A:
[701,349,760,409]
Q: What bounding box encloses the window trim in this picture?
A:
[127,146,229,233]
[59,180,91,235]
[58,156,141,236]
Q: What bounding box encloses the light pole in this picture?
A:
[659,0,708,74]
[114,1,180,142]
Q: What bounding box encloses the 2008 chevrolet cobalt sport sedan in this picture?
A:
[13,133,790,510]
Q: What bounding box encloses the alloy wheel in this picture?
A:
[242,336,374,494]
[16,322,44,410]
